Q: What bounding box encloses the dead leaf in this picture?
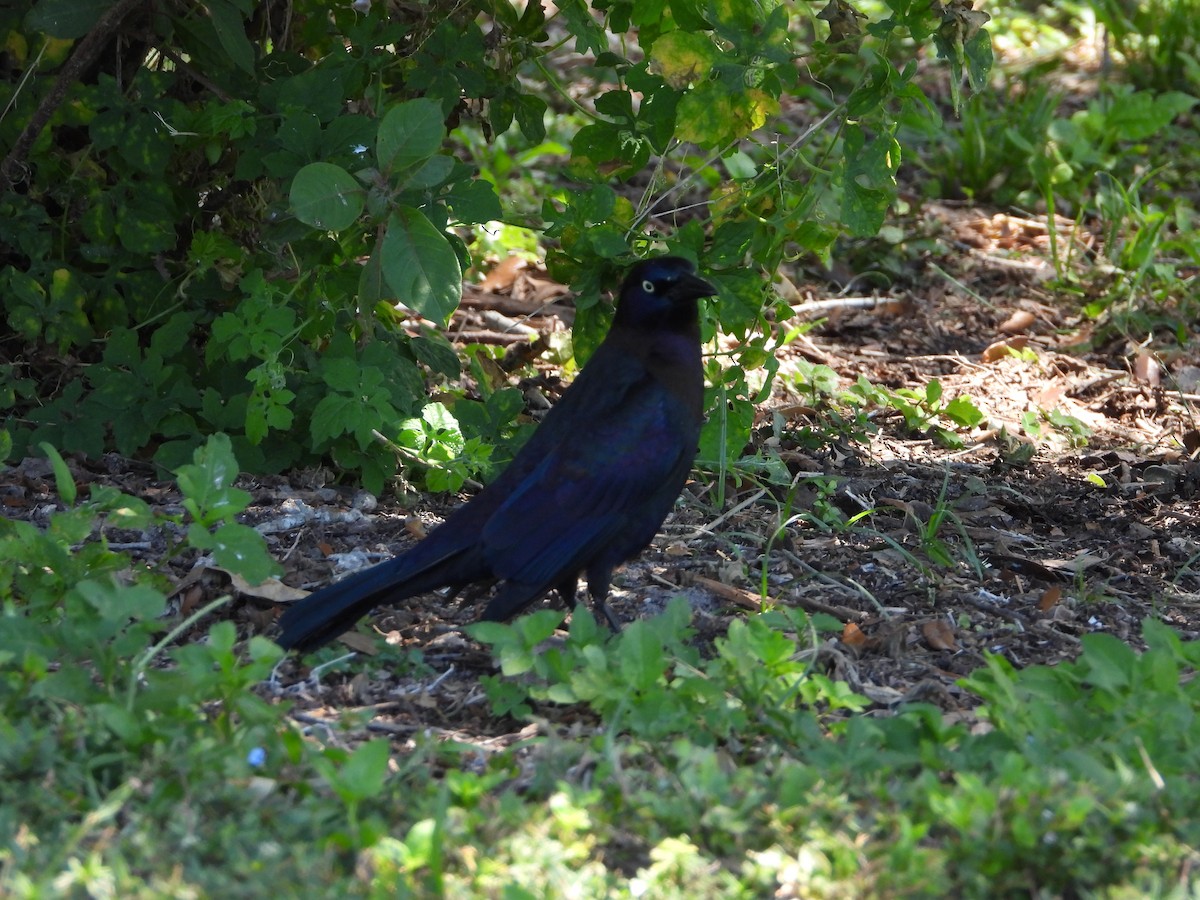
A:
[1133,351,1160,387]
[982,336,1028,362]
[842,621,868,647]
[338,631,380,655]
[179,583,205,616]
[478,255,525,292]
[1033,382,1065,408]
[817,0,866,43]
[998,309,1036,334]
[1038,585,1063,612]
[225,572,309,602]
[921,620,958,651]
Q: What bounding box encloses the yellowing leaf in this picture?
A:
[649,32,718,89]
[677,85,780,146]
[735,89,779,135]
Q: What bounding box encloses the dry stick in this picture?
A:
[790,296,906,319]
[448,330,538,346]
[138,35,233,103]
[1,0,144,187]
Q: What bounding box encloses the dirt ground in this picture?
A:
[6,202,1198,747]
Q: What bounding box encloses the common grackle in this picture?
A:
[275,256,715,652]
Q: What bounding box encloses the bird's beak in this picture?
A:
[674,272,718,301]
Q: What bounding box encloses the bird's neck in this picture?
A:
[647,324,701,368]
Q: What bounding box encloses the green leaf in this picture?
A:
[207,0,256,74]
[209,523,281,584]
[841,125,900,237]
[1106,90,1197,141]
[411,333,461,378]
[311,394,363,444]
[290,163,364,230]
[77,578,165,623]
[618,621,666,694]
[556,0,607,55]
[1079,633,1137,693]
[39,442,77,506]
[944,396,985,428]
[25,0,108,38]
[397,154,454,191]
[965,28,993,91]
[648,31,718,88]
[515,94,548,143]
[446,179,502,225]
[377,99,446,173]
[847,55,893,117]
[381,207,463,324]
[174,433,251,526]
[677,82,779,146]
[698,393,755,469]
[334,739,391,802]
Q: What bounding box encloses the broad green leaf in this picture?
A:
[208,0,256,74]
[677,83,778,146]
[841,125,900,237]
[174,433,250,526]
[847,56,893,117]
[320,356,365,392]
[649,31,718,89]
[377,99,445,173]
[698,392,755,468]
[556,0,607,55]
[412,333,461,378]
[619,622,666,694]
[1106,90,1197,141]
[209,522,281,583]
[290,163,364,230]
[944,396,985,428]
[1079,633,1137,693]
[310,394,360,444]
[25,0,108,38]
[335,739,391,801]
[381,207,463,324]
[965,28,993,91]
[515,93,548,143]
[398,154,454,191]
[77,579,165,622]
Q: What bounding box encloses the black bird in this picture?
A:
[275,256,715,652]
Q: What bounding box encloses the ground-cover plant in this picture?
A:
[2,436,1197,895]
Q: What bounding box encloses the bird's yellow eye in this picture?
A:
[642,279,655,292]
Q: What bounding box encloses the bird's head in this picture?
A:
[613,256,716,330]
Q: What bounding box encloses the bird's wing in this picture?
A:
[480,374,696,590]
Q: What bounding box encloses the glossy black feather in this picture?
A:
[275,256,715,652]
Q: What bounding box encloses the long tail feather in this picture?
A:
[276,546,477,651]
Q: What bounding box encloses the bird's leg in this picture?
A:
[457,579,497,610]
[556,578,579,611]
[595,596,623,632]
[587,579,623,632]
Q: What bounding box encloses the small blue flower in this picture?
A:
[247,747,266,768]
